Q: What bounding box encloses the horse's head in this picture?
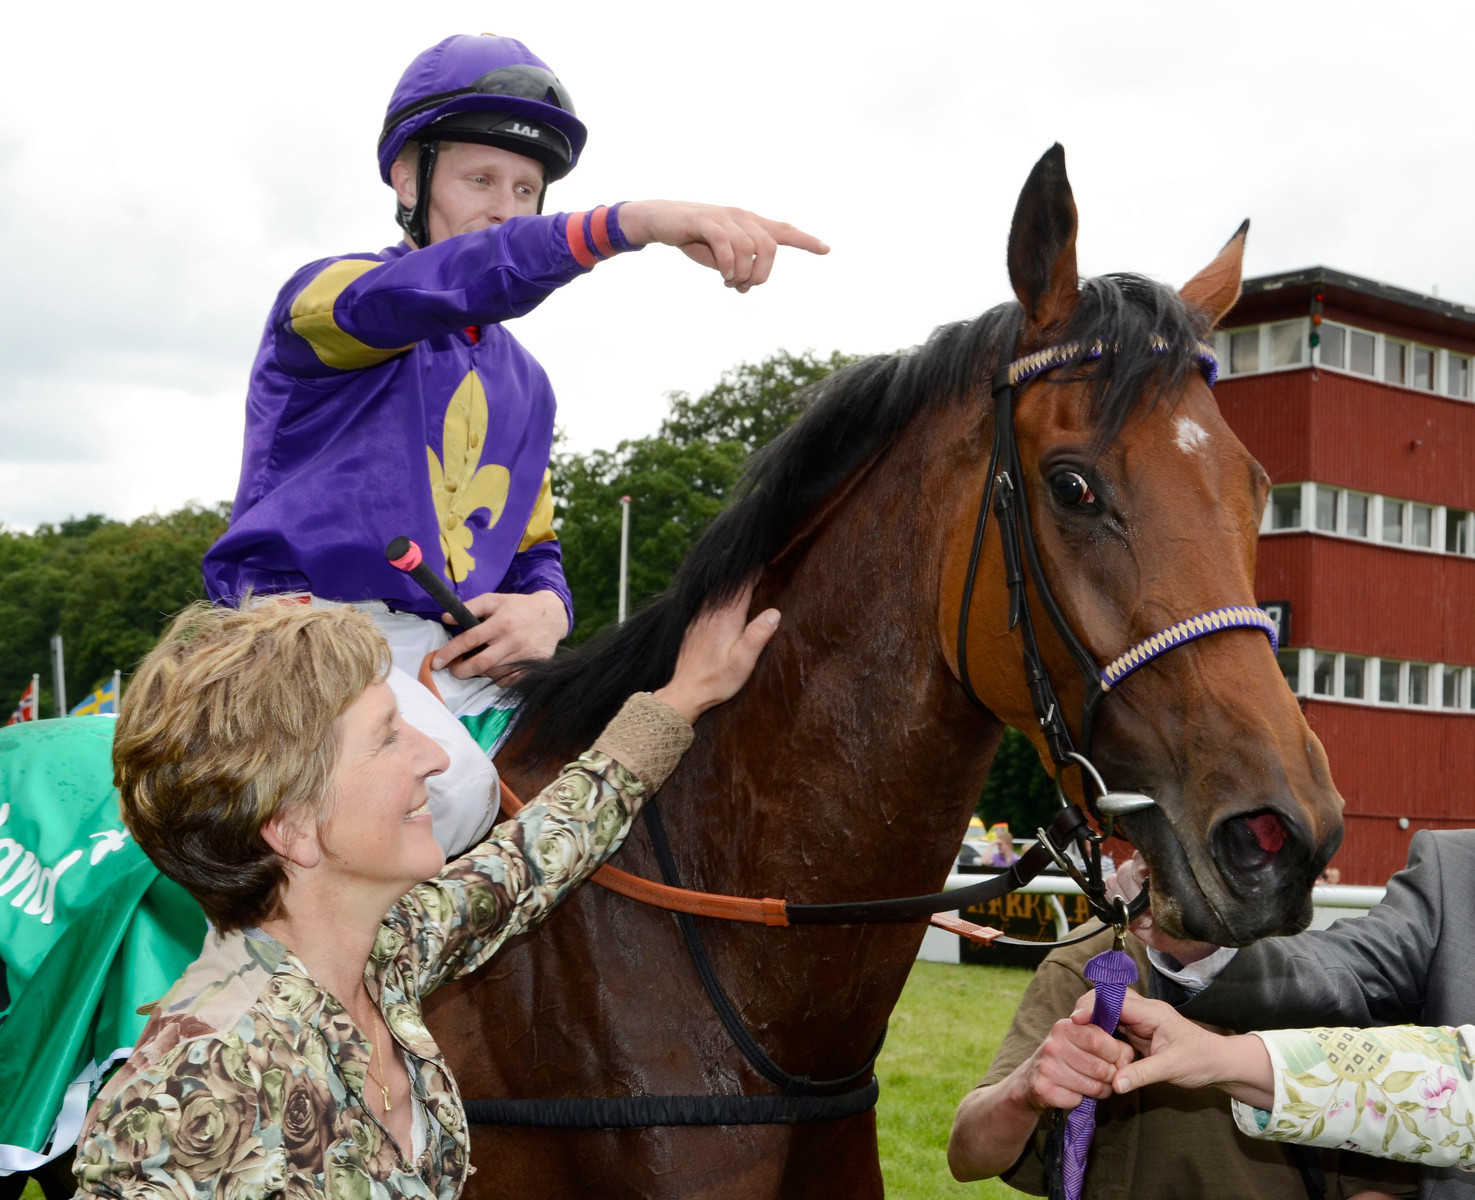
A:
[942,146,1343,946]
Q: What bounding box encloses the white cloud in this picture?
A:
[2,0,1473,527]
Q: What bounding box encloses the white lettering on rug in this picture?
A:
[0,800,85,925]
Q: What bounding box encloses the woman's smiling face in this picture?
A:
[316,681,450,894]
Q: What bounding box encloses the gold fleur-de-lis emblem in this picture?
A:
[427,371,510,582]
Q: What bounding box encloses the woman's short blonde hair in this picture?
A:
[114,601,390,931]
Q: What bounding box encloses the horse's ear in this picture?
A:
[1180,219,1250,330]
[1007,144,1080,341]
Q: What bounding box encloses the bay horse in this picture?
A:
[425,145,1343,1199]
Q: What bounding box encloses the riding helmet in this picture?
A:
[378,35,587,244]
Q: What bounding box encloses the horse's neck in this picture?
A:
[657,417,1002,903]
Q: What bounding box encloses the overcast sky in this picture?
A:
[2,0,1470,529]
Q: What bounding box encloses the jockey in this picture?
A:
[202,34,826,855]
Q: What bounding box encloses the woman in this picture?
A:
[73,589,777,1198]
[1076,987,1475,1174]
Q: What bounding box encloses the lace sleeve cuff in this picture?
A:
[591,692,693,792]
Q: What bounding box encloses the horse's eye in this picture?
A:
[1049,471,1097,509]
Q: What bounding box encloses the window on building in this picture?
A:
[1442,666,1461,709]
[1346,492,1370,537]
[1385,340,1407,385]
[1320,323,1346,369]
[1270,322,1303,367]
[1315,485,1339,532]
[1383,499,1405,543]
[1343,655,1366,699]
[1229,329,1259,375]
[1312,652,1336,696]
[1412,503,1433,547]
[1447,509,1471,555]
[1350,330,1376,375]
[1409,663,1431,705]
[1448,354,1470,399]
[1413,346,1435,391]
[1379,659,1402,703]
[1270,484,1302,530]
[1277,649,1301,692]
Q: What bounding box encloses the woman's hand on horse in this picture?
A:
[432,590,569,679]
[617,201,828,293]
[653,584,780,724]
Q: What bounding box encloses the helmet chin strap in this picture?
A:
[397,140,441,249]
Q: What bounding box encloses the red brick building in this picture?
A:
[1216,268,1475,884]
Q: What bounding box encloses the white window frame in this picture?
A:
[1373,656,1403,705]
[1411,344,1438,393]
[1410,501,1435,548]
[1407,662,1433,706]
[1222,316,1475,403]
[1443,348,1471,400]
[1260,483,1474,559]
[1282,650,1475,713]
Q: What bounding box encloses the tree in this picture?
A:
[554,350,864,643]
[659,350,860,454]
[977,727,1057,837]
[0,503,230,715]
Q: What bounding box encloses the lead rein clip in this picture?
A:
[1112,897,1131,952]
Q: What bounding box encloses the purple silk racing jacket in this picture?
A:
[203,206,636,622]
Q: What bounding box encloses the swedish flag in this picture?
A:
[69,676,118,717]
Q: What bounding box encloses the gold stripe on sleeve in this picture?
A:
[289,260,414,370]
[517,469,558,551]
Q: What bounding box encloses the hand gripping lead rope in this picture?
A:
[1045,902,1138,1200]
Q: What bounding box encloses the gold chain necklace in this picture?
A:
[362,991,392,1113]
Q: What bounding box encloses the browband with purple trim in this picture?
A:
[1100,605,1278,691]
[999,334,1219,392]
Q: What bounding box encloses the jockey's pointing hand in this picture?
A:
[432,590,569,680]
[617,201,828,293]
[654,583,780,724]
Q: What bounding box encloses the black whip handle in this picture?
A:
[384,537,481,637]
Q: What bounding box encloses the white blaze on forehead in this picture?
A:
[1174,417,1211,456]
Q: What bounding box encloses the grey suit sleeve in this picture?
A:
[1177,829,1456,1030]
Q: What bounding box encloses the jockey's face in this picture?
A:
[394,141,545,246]
[317,681,449,898]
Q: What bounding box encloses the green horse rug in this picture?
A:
[0,717,207,1175]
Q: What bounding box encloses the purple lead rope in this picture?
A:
[1059,947,1138,1200]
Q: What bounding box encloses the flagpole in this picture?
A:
[31,674,39,722]
[50,634,66,717]
[618,495,632,625]
[112,669,122,709]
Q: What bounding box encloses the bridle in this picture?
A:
[954,324,1277,918]
[413,326,1282,1129]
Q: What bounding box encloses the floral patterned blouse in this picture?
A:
[73,693,691,1200]
[1233,1024,1475,1172]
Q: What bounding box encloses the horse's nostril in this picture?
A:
[1215,810,1289,874]
[1244,811,1286,854]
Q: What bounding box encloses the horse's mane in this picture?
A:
[507,273,1204,762]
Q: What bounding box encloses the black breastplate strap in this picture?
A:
[467,801,884,1128]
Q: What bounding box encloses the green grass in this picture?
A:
[878,960,1035,1200]
[21,1182,42,1200]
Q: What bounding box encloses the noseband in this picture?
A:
[955,327,1277,844]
